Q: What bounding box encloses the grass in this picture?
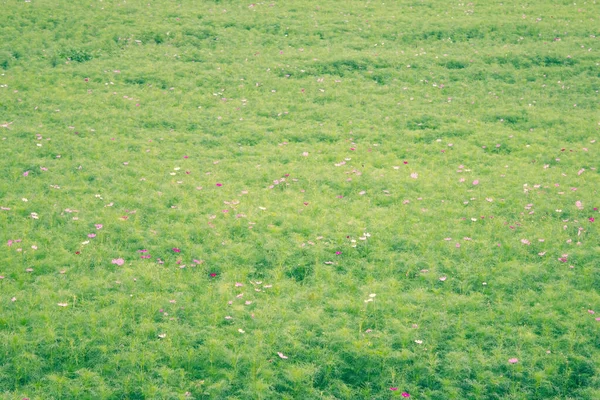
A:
[1,0,599,398]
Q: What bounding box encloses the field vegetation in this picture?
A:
[1,0,599,398]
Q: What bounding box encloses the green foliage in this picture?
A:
[0,0,599,399]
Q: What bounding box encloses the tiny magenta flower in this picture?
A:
[402,392,410,398]
[335,251,341,255]
[590,217,595,222]
[389,387,398,391]
[172,248,181,253]
[216,183,223,187]
[508,358,519,364]
[112,258,124,266]
[209,273,217,277]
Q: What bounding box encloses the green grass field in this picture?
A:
[1,0,599,398]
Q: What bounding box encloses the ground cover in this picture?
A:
[0,0,599,398]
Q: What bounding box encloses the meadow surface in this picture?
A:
[1,0,599,399]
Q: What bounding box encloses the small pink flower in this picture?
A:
[172,248,181,253]
[87,233,96,238]
[23,171,29,177]
[335,251,341,255]
[112,258,124,266]
[183,155,189,159]
[472,179,479,185]
[402,393,410,398]
[389,387,398,391]
[138,249,148,253]
[508,358,519,364]
[590,217,595,222]
[95,224,103,229]
[209,273,217,277]
[216,183,223,187]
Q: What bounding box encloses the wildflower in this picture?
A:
[508,358,519,364]
[277,352,288,359]
[172,248,181,253]
[390,387,398,391]
[216,183,223,187]
[88,233,96,238]
[112,258,124,266]
[335,251,341,255]
[209,273,217,277]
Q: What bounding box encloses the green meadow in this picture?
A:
[1,0,599,398]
